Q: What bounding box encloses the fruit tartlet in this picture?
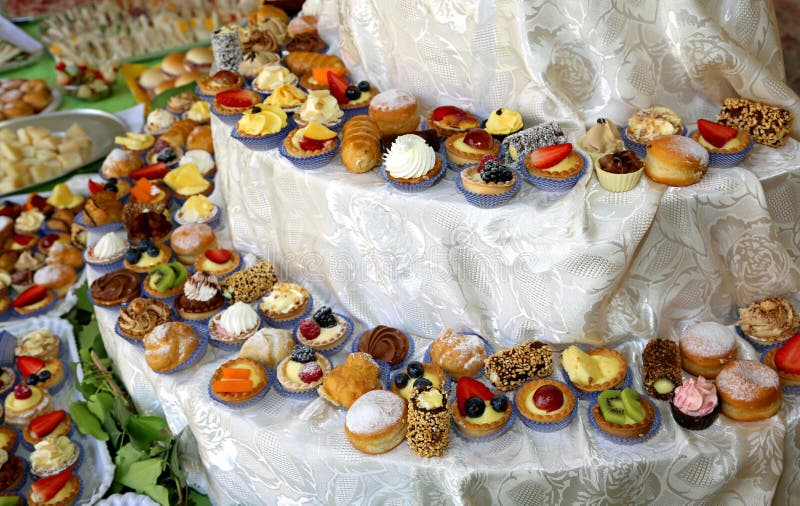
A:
[561,345,627,396]
[117,297,171,342]
[176,271,225,321]
[145,143,184,170]
[114,132,155,154]
[175,195,219,227]
[445,128,500,169]
[84,232,127,272]
[5,234,38,253]
[483,108,523,140]
[17,356,64,392]
[0,427,17,454]
[194,249,240,279]
[212,89,262,121]
[381,134,444,191]
[263,84,307,113]
[0,368,15,397]
[232,104,289,150]
[258,282,310,328]
[670,377,720,430]
[427,105,480,138]
[12,285,56,317]
[24,410,73,449]
[737,297,800,348]
[122,240,171,274]
[326,72,376,117]
[14,329,60,361]
[210,358,270,406]
[163,164,213,201]
[30,436,80,478]
[391,361,446,402]
[524,142,586,191]
[299,67,345,91]
[458,158,519,208]
[293,90,344,130]
[27,469,81,506]
[516,379,576,431]
[5,384,52,427]
[355,325,411,368]
[295,306,351,352]
[280,122,340,169]
[451,377,513,439]
[88,178,130,201]
[591,388,658,442]
[128,178,170,207]
[317,352,383,408]
[275,344,332,397]
[690,119,753,167]
[251,65,298,95]
[762,332,800,389]
[197,70,244,98]
[89,269,141,307]
[0,450,25,493]
[209,301,261,349]
[143,262,188,301]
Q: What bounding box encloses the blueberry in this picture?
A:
[406,361,424,378]
[107,178,118,184]
[413,377,432,389]
[251,107,261,114]
[105,184,118,193]
[357,81,371,92]
[490,394,508,412]
[26,374,39,386]
[345,85,361,101]
[37,370,51,382]
[146,244,160,257]
[495,108,503,115]
[140,238,154,250]
[125,248,141,264]
[156,147,176,163]
[393,372,409,389]
[464,396,485,418]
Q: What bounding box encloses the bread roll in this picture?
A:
[342,116,381,173]
[283,51,344,76]
[644,135,708,186]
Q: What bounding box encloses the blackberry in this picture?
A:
[313,306,337,328]
[464,396,485,417]
[490,394,508,412]
[393,372,410,389]
[480,160,514,184]
[290,344,316,364]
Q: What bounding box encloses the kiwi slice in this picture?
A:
[620,387,645,423]
[598,390,626,425]
[169,262,188,287]
[150,264,176,292]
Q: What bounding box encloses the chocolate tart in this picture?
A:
[0,455,24,492]
[89,269,141,307]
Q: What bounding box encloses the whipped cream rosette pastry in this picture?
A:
[737,297,800,348]
[176,271,225,321]
[670,377,720,430]
[251,65,299,95]
[293,90,344,130]
[209,301,261,349]
[85,232,127,271]
[381,134,444,191]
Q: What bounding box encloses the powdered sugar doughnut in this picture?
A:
[368,89,419,136]
[644,135,709,186]
[344,390,407,454]
[716,360,781,421]
[679,322,738,378]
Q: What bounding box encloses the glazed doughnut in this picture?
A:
[368,89,419,136]
[679,322,738,378]
[344,390,407,454]
[716,360,781,421]
[644,135,708,186]
[170,223,217,265]
[429,328,487,379]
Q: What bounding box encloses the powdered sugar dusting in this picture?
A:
[370,89,415,111]
[33,264,70,285]
[717,360,779,401]
[658,135,709,165]
[345,390,404,435]
[680,322,735,357]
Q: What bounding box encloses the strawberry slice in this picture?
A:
[775,333,800,375]
[17,356,45,377]
[0,204,20,219]
[432,105,466,121]
[216,89,256,108]
[697,119,737,148]
[31,470,73,502]
[299,137,326,151]
[205,249,231,264]
[29,410,66,438]
[455,377,493,416]
[25,194,48,211]
[528,143,573,170]
[12,285,48,309]
[129,162,168,181]
[12,234,35,246]
[40,234,60,249]
[88,179,105,194]
[327,71,349,105]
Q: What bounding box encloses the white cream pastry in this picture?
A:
[145,109,178,135]
[89,232,127,263]
[176,195,218,225]
[179,150,216,176]
[383,134,437,180]
[14,210,45,234]
[296,90,343,126]
[211,301,260,342]
[253,65,298,93]
[186,101,211,123]
[30,436,79,477]
[15,329,59,358]
[184,271,220,302]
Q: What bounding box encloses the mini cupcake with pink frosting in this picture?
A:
[670,376,720,430]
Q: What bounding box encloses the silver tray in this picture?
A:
[0,48,44,73]
[0,109,126,196]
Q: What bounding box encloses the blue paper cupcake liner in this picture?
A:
[140,287,180,307]
[279,137,340,170]
[170,182,215,206]
[0,305,10,322]
[350,327,416,371]
[388,365,452,394]
[114,321,146,348]
[522,151,589,191]
[292,313,354,357]
[210,105,243,126]
[735,325,786,352]
[449,396,516,442]
[342,104,369,121]
[380,156,447,193]
[759,348,800,395]
[208,318,261,352]
[173,205,222,230]
[11,290,58,319]
[260,294,314,330]
[74,211,123,233]
[687,130,754,168]
[29,440,84,479]
[5,457,28,493]
[231,124,291,151]
[514,380,579,433]
[456,172,521,208]
[621,125,688,159]
[21,422,75,451]
[561,366,633,401]
[41,360,70,396]
[154,323,209,375]
[83,243,125,274]
[272,354,333,400]
[194,86,216,103]
[587,395,662,445]
[423,332,495,380]
[208,366,274,408]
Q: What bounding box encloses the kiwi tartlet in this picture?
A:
[144,262,188,300]
[592,388,655,439]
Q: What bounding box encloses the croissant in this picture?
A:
[160,119,197,148]
[283,51,344,76]
[342,116,382,173]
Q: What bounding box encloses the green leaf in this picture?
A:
[118,458,162,492]
[69,401,109,441]
[188,489,212,506]
[143,484,170,506]
[113,443,145,480]
[87,392,114,421]
[74,283,93,312]
[127,415,170,449]
[112,396,131,428]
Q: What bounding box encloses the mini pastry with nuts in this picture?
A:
[484,340,553,392]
